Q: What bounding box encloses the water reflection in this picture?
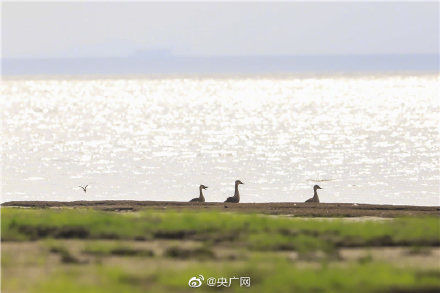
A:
[2,74,439,205]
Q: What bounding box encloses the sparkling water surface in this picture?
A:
[2,74,439,205]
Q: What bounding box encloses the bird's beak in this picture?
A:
[205,186,208,189]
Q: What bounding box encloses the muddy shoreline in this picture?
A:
[2,201,439,217]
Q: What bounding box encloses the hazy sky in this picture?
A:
[2,1,438,58]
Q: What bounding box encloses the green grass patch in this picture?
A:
[2,208,439,251]
[26,257,440,293]
[2,208,439,293]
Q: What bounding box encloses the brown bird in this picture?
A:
[305,185,322,203]
[189,185,208,202]
[224,180,244,203]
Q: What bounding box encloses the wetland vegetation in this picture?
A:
[2,207,439,292]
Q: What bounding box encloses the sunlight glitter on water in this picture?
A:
[1,74,439,205]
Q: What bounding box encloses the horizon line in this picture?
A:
[3,53,439,60]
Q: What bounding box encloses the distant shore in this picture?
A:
[2,201,439,217]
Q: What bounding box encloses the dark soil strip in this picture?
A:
[2,201,439,217]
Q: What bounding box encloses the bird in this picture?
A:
[189,185,208,202]
[225,180,244,203]
[78,185,88,193]
[305,185,322,203]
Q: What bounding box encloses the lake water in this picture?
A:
[2,74,439,205]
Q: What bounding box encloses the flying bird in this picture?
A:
[78,185,88,193]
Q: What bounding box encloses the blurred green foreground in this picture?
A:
[2,208,439,293]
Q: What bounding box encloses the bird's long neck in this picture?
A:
[199,187,205,200]
[234,183,240,199]
[313,189,319,200]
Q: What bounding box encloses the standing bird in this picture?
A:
[189,185,208,202]
[78,185,88,193]
[224,180,244,203]
[305,185,322,203]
